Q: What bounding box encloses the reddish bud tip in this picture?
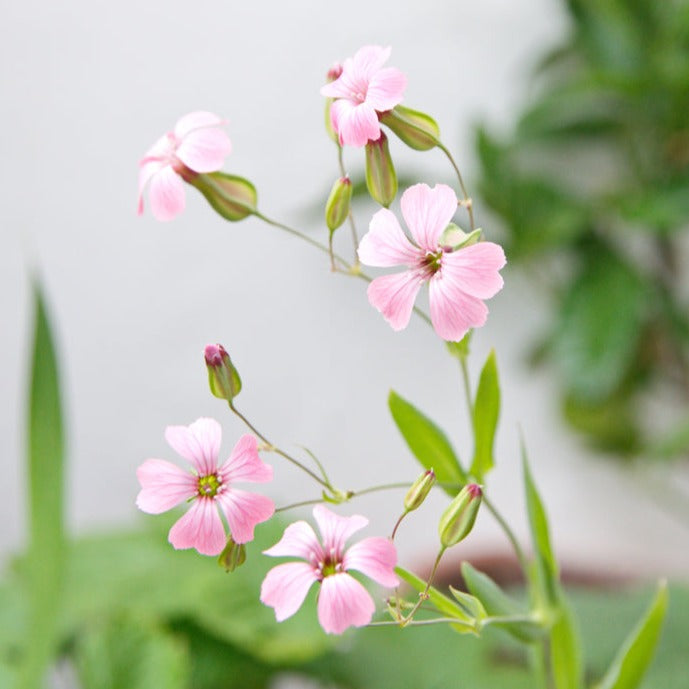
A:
[327,62,343,81]
[204,343,227,367]
[466,483,482,499]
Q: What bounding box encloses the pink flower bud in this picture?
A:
[205,344,242,401]
[326,62,343,82]
[438,483,482,548]
[404,469,436,512]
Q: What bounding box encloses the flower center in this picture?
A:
[315,550,344,579]
[197,473,222,498]
[420,249,444,277]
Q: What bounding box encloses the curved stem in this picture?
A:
[368,617,476,629]
[228,401,331,490]
[390,511,408,540]
[436,141,475,231]
[350,481,411,497]
[401,547,446,626]
[275,498,323,513]
[336,145,360,262]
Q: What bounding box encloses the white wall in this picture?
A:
[2,0,687,578]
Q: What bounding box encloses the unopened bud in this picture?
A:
[218,536,246,572]
[380,105,440,151]
[191,172,257,222]
[325,176,353,232]
[365,132,397,207]
[326,62,343,82]
[438,483,482,548]
[404,470,436,512]
[440,224,482,251]
[204,344,242,402]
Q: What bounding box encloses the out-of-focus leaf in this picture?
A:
[618,183,689,233]
[595,582,668,689]
[648,415,689,460]
[522,441,558,606]
[551,597,583,689]
[552,253,648,402]
[388,390,466,493]
[470,350,500,479]
[563,393,641,455]
[22,283,66,689]
[74,616,189,689]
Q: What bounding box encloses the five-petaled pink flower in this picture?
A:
[260,504,399,634]
[137,111,232,222]
[358,183,506,341]
[136,418,274,556]
[320,45,407,148]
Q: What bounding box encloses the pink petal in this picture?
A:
[135,458,197,513]
[331,100,381,147]
[165,418,220,476]
[317,573,375,634]
[263,520,323,561]
[216,489,274,544]
[148,165,186,222]
[358,208,421,268]
[366,67,407,111]
[343,537,399,587]
[401,183,458,252]
[219,434,273,484]
[260,562,318,622]
[313,505,367,560]
[351,45,392,80]
[441,242,506,299]
[367,271,424,331]
[137,159,165,215]
[428,274,489,341]
[168,498,226,556]
[174,111,225,139]
[175,127,232,173]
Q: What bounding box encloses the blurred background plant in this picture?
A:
[476,0,689,463]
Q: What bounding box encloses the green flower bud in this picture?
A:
[404,469,436,512]
[379,105,440,151]
[365,132,397,207]
[438,483,482,548]
[440,224,482,250]
[204,344,242,402]
[218,536,246,572]
[191,172,257,222]
[325,176,353,232]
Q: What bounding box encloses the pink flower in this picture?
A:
[136,418,274,555]
[260,505,399,634]
[358,183,506,341]
[137,111,232,221]
[320,45,407,148]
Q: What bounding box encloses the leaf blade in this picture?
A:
[470,349,500,479]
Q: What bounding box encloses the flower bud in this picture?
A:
[204,344,242,402]
[326,62,343,82]
[440,224,482,251]
[365,132,397,207]
[325,176,353,232]
[438,483,482,548]
[404,470,436,512]
[218,536,246,572]
[191,172,257,222]
[379,105,440,151]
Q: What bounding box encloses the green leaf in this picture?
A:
[551,597,584,689]
[461,562,543,642]
[388,390,466,494]
[395,566,478,634]
[596,582,669,689]
[74,616,189,689]
[21,283,66,688]
[521,439,558,606]
[470,350,500,479]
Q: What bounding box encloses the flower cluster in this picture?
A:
[136,43,506,635]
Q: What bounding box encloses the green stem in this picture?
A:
[351,481,411,497]
[390,511,408,540]
[401,547,446,626]
[368,617,476,629]
[459,356,473,416]
[483,494,529,578]
[336,145,360,262]
[436,141,475,231]
[275,498,323,513]
[527,641,550,689]
[228,401,331,490]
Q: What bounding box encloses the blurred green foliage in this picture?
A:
[476,0,689,459]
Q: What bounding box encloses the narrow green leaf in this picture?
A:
[551,597,584,689]
[21,283,66,688]
[395,566,478,634]
[522,439,558,605]
[596,582,669,689]
[461,562,544,642]
[388,390,466,494]
[448,586,486,620]
[470,349,500,479]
